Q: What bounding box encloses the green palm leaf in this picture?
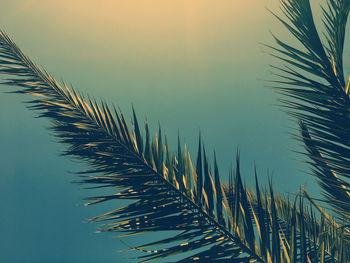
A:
[270,0,350,223]
[0,30,263,262]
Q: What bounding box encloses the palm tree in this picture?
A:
[0,0,348,262]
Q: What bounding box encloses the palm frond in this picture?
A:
[0,30,263,262]
[270,0,350,222]
[300,122,350,222]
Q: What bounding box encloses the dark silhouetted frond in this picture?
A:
[0,30,264,262]
[270,0,350,225]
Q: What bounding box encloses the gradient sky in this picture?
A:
[0,1,337,262]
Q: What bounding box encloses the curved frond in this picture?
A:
[0,30,263,262]
[270,0,350,223]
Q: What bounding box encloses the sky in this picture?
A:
[0,1,336,262]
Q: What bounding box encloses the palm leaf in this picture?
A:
[0,30,264,262]
[270,0,350,223]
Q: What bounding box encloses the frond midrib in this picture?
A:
[0,30,266,262]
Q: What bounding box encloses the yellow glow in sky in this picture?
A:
[2,0,277,63]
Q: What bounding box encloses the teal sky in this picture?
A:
[0,1,336,262]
